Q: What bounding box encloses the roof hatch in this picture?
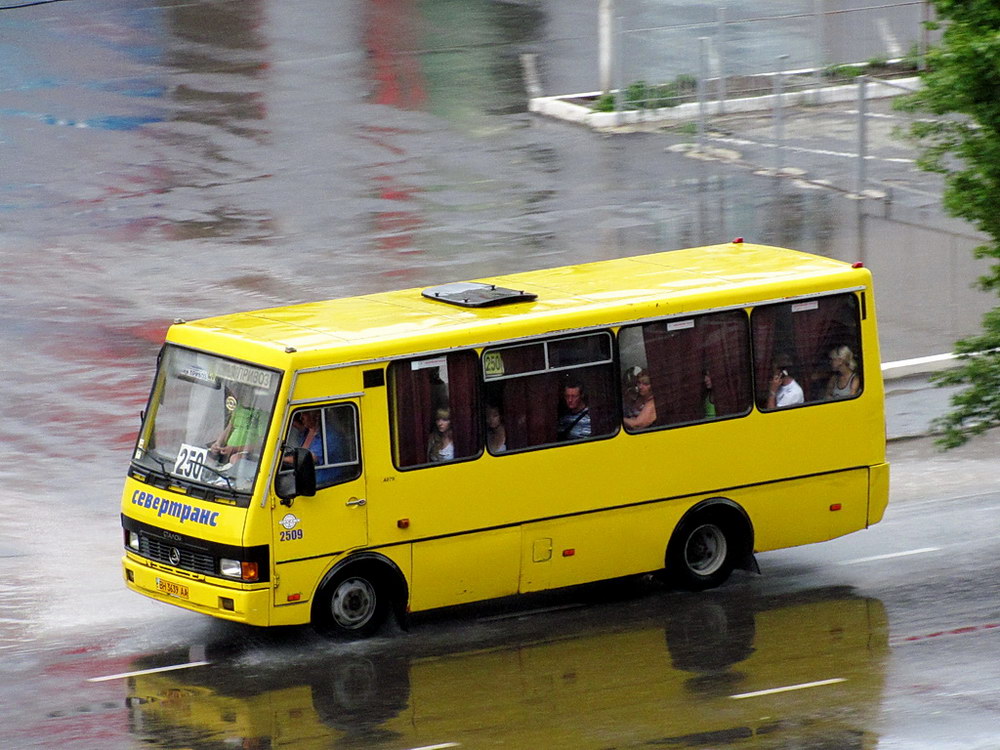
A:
[422,282,537,308]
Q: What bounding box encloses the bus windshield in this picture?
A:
[132,345,280,495]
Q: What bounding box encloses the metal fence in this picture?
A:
[606,1,935,111]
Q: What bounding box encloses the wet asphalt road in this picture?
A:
[4,434,1000,750]
[2,1,1000,748]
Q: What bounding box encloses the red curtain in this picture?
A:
[447,352,480,458]
[390,361,432,466]
[643,322,706,426]
[751,306,778,408]
[702,313,752,416]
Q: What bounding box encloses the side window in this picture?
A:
[482,332,617,451]
[282,404,361,489]
[388,350,481,469]
[619,310,752,431]
[752,293,863,410]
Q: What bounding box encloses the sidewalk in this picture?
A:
[884,370,960,442]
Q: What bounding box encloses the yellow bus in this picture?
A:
[121,241,889,635]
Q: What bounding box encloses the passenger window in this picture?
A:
[619,310,752,431]
[482,332,617,451]
[751,293,863,410]
[281,404,361,488]
[388,351,482,469]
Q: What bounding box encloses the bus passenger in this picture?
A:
[825,345,860,399]
[486,405,507,453]
[766,359,804,409]
[557,382,591,440]
[287,409,352,484]
[210,387,266,464]
[702,370,717,418]
[427,408,455,462]
[621,366,643,418]
[623,370,657,430]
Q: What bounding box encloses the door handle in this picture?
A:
[346,497,367,507]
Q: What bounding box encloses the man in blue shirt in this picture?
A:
[557,382,591,441]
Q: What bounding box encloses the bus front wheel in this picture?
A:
[314,570,388,638]
[667,516,737,591]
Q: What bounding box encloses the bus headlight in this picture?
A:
[221,558,259,582]
[126,530,140,551]
[220,558,242,578]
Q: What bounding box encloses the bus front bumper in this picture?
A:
[123,553,272,626]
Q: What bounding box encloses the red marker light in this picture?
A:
[852,262,864,268]
[562,549,576,557]
[733,237,744,244]
[397,518,410,529]
[830,503,842,512]
[287,593,301,602]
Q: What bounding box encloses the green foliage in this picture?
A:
[930,314,1000,448]
[592,75,695,112]
[674,74,697,91]
[824,63,863,79]
[594,93,616,112]
[625,80,684,109]
[901,1,1000,446]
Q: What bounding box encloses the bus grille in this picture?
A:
[140,536,216,577]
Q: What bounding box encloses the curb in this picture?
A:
[529,77,920,130]
[881,352,958,381]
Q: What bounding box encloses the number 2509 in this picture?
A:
[280,529,303,541]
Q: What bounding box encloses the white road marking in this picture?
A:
[730,677,845,700]
[406,744,460,750]
[881,352,957,372]
[838,547,940,565]
[86,660,210,683]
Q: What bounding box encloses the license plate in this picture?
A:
[156,578,189,599]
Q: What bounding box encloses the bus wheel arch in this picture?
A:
[665,498,754,591]
[312,553,408,637]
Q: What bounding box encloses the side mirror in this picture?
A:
[276,447,317,502]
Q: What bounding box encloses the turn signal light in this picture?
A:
[241,562,259,582]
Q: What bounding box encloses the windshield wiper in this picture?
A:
[136,449,170,479]
[196,461,237,493]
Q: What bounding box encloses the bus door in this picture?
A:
[272,401,367,580]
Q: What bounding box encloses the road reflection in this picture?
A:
[124,584,887,749]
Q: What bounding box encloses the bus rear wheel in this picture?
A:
[668,516,737,591]
[314,571,388,637]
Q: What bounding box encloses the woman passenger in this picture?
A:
[486,405,506,453]
[825,345,860,399]
[623,370,657,430]
[427,408,455,462]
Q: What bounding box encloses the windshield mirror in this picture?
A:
[133,346,280,495]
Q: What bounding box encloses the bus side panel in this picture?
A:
[747,468,870,552]
[868,462,890,526]
[269,544,413,626]
[271,557,331,622]
[519,502,683,593]
[291,368,362,401]
[410,527,520,612]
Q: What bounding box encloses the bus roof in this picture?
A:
[171,242,869,362]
